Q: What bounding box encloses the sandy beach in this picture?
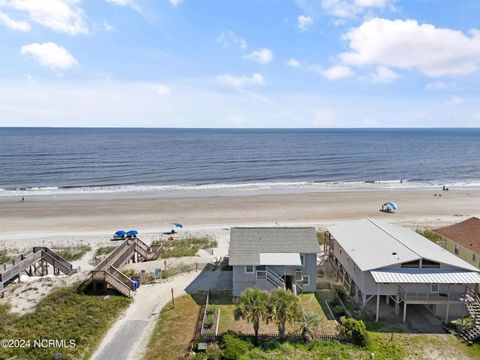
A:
[0,188,478,251]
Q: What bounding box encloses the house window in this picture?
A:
[431,284,439,293]
[245,265,254,274]
[300,254,305,267]
[454,244,459,255]
[302,275,310,286]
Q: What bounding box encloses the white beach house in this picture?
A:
[326,218,480,323]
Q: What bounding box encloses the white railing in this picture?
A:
[398,286,463,302]
[265,267,285,289]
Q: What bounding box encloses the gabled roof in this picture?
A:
[327,218,478,272]
[228,227,320,266]
[436,217,480,255]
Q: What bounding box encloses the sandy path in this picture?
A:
[91,271,201,360]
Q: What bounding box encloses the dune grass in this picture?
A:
[0,286,131,360]
[153,236,218,258]
[416,229,444,243]
[95,246,117,257]
[0,249,11,265]
[53,245,92,261]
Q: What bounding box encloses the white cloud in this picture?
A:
[169,0,182,6]
[244,48,274,64]
[340,18,480,77]
[445,96,464,107]
[216,31,247,50]
[216,73,265,88]
[0,10,30,31]
[425,81,453,91]
[285,59,301,68]
[297,15,313,31]
[370,66,399,83]
[322,65,354,79]
[0,0,87,35]
[320,0,393,18]
[147,83,170,96]
[21,42,78,70]
[311,108,337,127]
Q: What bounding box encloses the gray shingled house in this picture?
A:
[228,227,321,297]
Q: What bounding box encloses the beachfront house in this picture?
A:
[435,217,480,270]
[228,227,321,297]
[326,218,480,323]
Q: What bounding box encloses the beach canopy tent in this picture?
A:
[383,202,398,210]
[382,202,398,212]
[172,223,183,228]
[115,230,126,237]
[127,230,138,237]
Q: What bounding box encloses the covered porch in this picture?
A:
[370,268,480,323]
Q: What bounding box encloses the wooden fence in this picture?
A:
[200,331,345,343]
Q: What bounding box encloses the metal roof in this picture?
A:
[259,253,301,266]
[371,268,480,284]
[328,218,478,272]
[228,227,320,266]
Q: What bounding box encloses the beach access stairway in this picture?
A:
[460,287,480,343]
[0,247,76,293]
[80,237,160,297]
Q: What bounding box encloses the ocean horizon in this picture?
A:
[1,127,480,196]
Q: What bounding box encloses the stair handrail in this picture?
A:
[104,270,131,297]
[39,248,74,272]
[265,267,285,288]
[108,266,135,291]
[95,239,132,271]
[40,251,72,274]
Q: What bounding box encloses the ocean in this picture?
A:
[0,128,479,196]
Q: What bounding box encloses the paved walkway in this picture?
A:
[91,271,201,360]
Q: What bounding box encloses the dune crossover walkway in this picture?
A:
[0,247,77,295]
[79,238,161,297]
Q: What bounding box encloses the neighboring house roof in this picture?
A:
[371,268,480,284]
[228,227,320,266]
[327,218,478,272]
[435,217,480,255]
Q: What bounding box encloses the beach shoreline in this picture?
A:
[0,187,478,252]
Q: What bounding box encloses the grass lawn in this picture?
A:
[0,286,131,360]
[146,294,203,360]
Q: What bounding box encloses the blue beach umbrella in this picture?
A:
[115,230,126,237]
[172,223,183,228]
[383,202,398,210]
[127,230,138,236]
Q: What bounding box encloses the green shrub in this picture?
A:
[317,231,326,245]
[204,313,214,328]
[335,287,347,301]
[221,334,252,360]
[333,304,346,317]
[340,317,370,347]
[205,343,223,360]
[158,235,218,258]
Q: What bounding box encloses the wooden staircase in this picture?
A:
[0,247,77,294]
[460,287,480,343]
[265,266,285,290]
[81,237,159,297]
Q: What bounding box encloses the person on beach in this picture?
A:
[21,196,24,202]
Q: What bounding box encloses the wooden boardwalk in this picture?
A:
[80,238,161,297]
[0,247,77,294]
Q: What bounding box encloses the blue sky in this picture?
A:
[0,0,479,128]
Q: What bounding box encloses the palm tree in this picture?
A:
[234,288,270,343]
[269,288,302,338]
[298,311,321,343]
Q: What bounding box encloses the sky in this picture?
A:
[0,0,480,128]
